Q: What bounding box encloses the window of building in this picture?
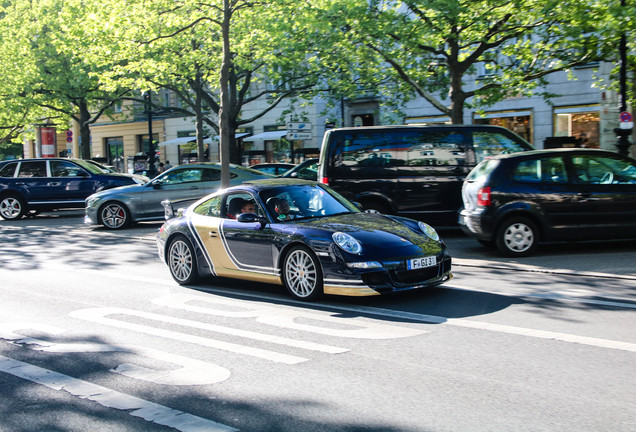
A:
[553,106,600,149]
[473,111,532,143]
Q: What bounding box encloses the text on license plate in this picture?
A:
[407,256,437,270]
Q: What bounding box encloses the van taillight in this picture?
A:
[477,187,491,206]
[320,177,329,185]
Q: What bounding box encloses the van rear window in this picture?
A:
[329,129,468,170]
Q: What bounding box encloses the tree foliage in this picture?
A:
[0,0,132,158]
[319,0,626,124]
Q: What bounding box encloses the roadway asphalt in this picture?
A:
[5,209,636,281]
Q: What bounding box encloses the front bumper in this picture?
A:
[323,254,452,296]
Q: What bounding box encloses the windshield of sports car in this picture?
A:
[260,184,359,221]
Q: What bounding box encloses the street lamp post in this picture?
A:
[144,90,158,178]
[615,0,632,156]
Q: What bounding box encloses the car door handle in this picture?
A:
[209,230,218,238]
[47,182,61,186]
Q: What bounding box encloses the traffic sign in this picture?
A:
[287,122,311,131]
[286,132,312,140]
[619,111,633,129]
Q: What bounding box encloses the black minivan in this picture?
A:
[317,125,533,225]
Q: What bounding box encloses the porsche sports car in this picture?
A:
[156,179,452,301]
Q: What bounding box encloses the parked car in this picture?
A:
[317,125,533,225]
[459,148,636,256]
[157,179,452,300]
[282,158,318,181]
[0,157,148,220]
[249,162,295,176]
[85,162,273,229]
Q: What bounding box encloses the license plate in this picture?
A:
[407,256,437,270]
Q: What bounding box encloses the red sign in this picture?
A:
[620,111,632,122]
[41,127,57,158]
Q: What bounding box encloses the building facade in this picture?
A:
[21,61,634,168]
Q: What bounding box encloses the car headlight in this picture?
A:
[332,232,362,254]
[418,222,440,241]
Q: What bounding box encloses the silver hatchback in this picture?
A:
[85,162,272,229]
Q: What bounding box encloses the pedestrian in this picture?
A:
[158,162,165,173]
[164,160,173,170]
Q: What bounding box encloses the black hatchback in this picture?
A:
[0,158,148,220]
[459,149,636,256]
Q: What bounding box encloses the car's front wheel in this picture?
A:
[167,236,199,285]
[496,217,538,257]
[282,246,323,301]
[99,202,131,229]
[0,195,26,220]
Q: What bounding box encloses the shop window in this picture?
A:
[554,111,599,148]
[474,115,532,143]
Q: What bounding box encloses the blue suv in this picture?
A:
[0,158,148,220]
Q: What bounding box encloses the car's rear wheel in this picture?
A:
[496,217,538,257]
[99,202,131,229]
[0,195,26,220]
[282,245,323,301]
[167,236,199,285]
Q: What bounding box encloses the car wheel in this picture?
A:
[99,202,131,229]
[167,236,199,285]
[0,195,26,220]
[496,217,538,257]
[282,245,323,301]
[362,200,389,214]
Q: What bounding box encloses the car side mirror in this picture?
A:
[237,212,268,227]
[77,171,89,177]
[152,181,162,189]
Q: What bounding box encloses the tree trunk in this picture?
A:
[448,69,465,125]
[219,0,232,188]
[78,101,92,159]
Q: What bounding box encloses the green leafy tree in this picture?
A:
[320,0,619,124]
[0,0,132,159]
[99,0,323,186]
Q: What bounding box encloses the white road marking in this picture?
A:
[69,307,343,364]
[19,267,636,353]
[153,293,428,339]
[0,322,231,386]
[0,355,237,432]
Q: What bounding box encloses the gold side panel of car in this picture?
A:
[191,216,281,285]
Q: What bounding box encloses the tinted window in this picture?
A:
[473,131,531,163]
[0,162,18,177]
[17,161,47,177]
[50,160,87,177]
[572,154,636,184]
[329,130,467,173]
[159,168,207,185]
[512,156,567,183]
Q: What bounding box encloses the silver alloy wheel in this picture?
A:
[0,197,24,220]
[284,248,320,299]
[502,221,534,253]
[100,203,129,229]
[169,238,194,283]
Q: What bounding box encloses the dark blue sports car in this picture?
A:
[157,179,452,301]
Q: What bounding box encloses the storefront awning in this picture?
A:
[243,130,288,142]
[157,137,198,147]
[210,132,251,141]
